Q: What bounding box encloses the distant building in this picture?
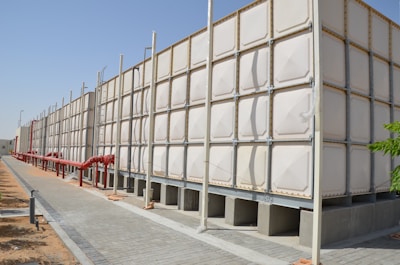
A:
[0,139,15,156]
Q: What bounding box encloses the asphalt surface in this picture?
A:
[2,156,400,265]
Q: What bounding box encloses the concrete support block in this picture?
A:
[178,188,199,211]
[350,203,374,238]
[393,198,400,225]
[134,178,146,196]
[150,182,161,201]
[123,176,134,193]
[225,197,258,226]
[199,193,225,217]
[300,208,351,247]
[258,203,299,236]
[374,200,394,230]
[160,184,178,205]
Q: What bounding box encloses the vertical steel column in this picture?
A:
[145,32,157,207]
[92,72,101,184]
[199,0,213,232]
[311,0,323,264]
[114,54,124,195]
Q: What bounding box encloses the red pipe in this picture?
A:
[13,152,114,188]
[104,165,108,189]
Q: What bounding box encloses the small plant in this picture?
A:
[368,121,400,192]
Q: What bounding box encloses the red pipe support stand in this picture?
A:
[95,163,99,188]
[104,165,108,189]
[79,170,83,187]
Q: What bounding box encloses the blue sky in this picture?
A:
[0,0,398,140]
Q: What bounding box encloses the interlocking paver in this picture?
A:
[3,156,400,265]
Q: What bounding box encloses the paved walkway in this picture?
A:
[2,156,400,265]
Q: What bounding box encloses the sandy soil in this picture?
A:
[0,160,80,265]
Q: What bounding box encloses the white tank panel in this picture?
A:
[131,146,139,172]
[140,146,148,173]
[213,16,236,60]
[238,94,269,140]
[106,102,114,122]
[144,60,152,86]
[347,0,369,48]
[322,143,346,197]
[212,58,236,100]
[209,145,233,186]
[350,145,370,194]
[374,152,391,192]
[98,126,105,144]
[156,81,169,112]
[186,145,204,182]
[112,123,116,143]
[188,106,205,141]
[153,146,166,177]
[273,0,311,38]
[240,1,269,50]
[322,33,345,87]
[107,79,115,100]
[99,105,105,123]
[168,146,184,179]
[374,102,390,142]
[169,110,186,143]
[105,124,113,144]
[392,26,400,65]
[190,31,207,68]
[154,114,168,143]
[323,87,346,140]
[273,32,313,88]
[171,75,187,109]
[349,46,369,95]
[173,40,188,75]
[271,143,312,198]
[132,118,140,144]
[273,87,313,140]
[122,95,131,119]
[133,90,142,117]
[143,88,150,115]
[393,66,400,105]
[101,84,107,103]
[371,13,389,59]
[373,57,389,101]
[350,95,370,143]
[236,144,268,191]
[141,117,149,144]
[120,120,130,144]
[211,102,234,141]
[190,68,206,104]
[157,49,171,81]
[239,46,269,95]
[119,146,127,170]
[123,70,133,94]
[104,147,111,157]
[321,0,344,36]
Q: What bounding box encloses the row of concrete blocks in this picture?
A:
[123,177,400,247]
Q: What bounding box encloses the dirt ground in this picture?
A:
[0,160,80,265]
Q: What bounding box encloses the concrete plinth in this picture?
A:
[160,184,178,205]
[123,176,134,193]
[225,197,257,226]
[258,203,299,236]
[178,188,199,211]
[300,199,400,247]
[199,193,225,217]
[134,178,146,196]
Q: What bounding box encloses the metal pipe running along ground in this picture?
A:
[12,152,114,187]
